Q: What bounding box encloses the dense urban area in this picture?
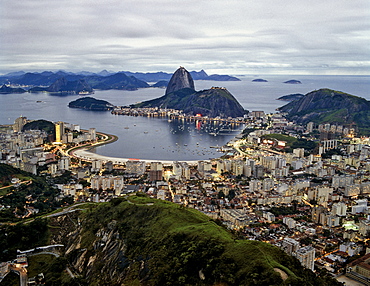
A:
[1,109,370,285]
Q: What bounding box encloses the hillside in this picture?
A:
[135,87,245,118]
[278,88,370,135]
[47,77,93,94]
[277,93,304,102]
[45,195,340,286]
[0,84,26,94]
[22,119,55,135]
[134,67,245,118]
[85,72,149,90]
[0,71,149,92]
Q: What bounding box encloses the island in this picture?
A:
[252,78,268,82]
[68,97,114,111]
[283,80,302,84]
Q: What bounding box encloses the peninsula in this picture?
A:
[132,67,246,118]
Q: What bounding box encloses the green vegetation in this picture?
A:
[261,134,317,152]
[68,97,113,111]
[23,119,55,135]
[0,271,19,285]
[0,164,67,221]
[0,163,28,187]
[0,218,49,261]
[75,195,340,285]
[134,87,245,118]
[278,88,370,135]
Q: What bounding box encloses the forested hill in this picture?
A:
[48,195,340,286]
[278,88,370,135]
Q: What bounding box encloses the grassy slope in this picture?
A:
[79,195,339,286]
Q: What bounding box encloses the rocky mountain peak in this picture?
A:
[165,66,195,95]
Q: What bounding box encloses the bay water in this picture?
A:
[0,74,368,160]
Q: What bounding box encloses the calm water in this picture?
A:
[0,75,369,160]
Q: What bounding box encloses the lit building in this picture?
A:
[59,157,70,171]
[306,122,314,133]
[55,121,65,143]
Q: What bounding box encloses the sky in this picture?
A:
[1,0,370,75]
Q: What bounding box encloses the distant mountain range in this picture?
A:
[0,69,240,94]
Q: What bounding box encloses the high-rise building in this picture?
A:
[59,157,70,171]
[312,205,326,224]
[150,162,163,181]
[198,161,212,176]
[331,202,347,216]
[89,128,96,141]
[92,160,103,173]
[306,122,314,133]
[254,165,264,178]
[281,237,300,255]
[125,160,146,175]
[232,160,244,176]
[55,121,65,143]
[295,246,315,271]
[13,116,27,133]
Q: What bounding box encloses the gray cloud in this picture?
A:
[1,0,369,74]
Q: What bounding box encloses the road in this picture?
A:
[9,265,27,286]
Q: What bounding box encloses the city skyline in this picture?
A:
[1,0,369,75]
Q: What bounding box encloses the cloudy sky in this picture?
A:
[1,0,369,75]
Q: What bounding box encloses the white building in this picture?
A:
[295,246,315,271]
[352,199,368,215]
[281,237,300,255]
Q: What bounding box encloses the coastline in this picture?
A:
[66,130,205,165]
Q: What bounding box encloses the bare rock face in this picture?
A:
[165,67,195,95]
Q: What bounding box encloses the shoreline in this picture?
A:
[66,131,207,165]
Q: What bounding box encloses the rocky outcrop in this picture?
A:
[183,87,245,118]
[45,197,340,286]
[134,67,245,118]
[135,86,245,118]
[165,67,195,95]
